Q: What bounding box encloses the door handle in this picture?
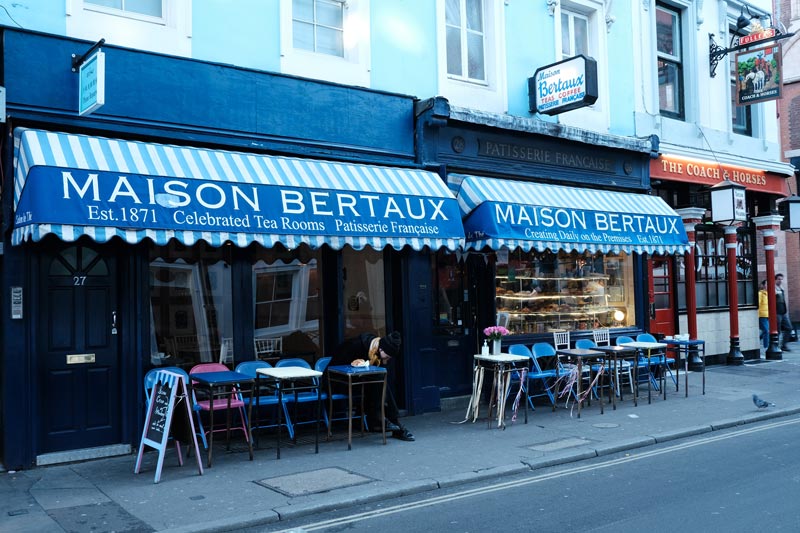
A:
[111,311,118,335]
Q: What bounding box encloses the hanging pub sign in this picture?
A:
[736,44,782,106]
[529,55,598,115]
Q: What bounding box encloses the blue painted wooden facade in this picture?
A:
[0,28,438,469]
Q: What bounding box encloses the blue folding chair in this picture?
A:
[275,358,329,432]
[145,366,207,450]
[637,333,676,388]
[235,361,294,440]
[530,342,574,407]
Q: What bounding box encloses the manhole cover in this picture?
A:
[592,423,620,428]
[256,467,372,497]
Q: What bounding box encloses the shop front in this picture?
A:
[416,98,690,403]
[0,29,465,470]
[650,154,792,362]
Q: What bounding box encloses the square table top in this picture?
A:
[326,365,387,375]
[556,348,604,357]
[256,367,322,379]
[620,341,668,349]
[189,370,253,385]
[473,353,530,364]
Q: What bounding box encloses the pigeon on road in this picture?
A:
[752,394,775,408]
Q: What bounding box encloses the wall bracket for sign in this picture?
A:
[709,24,793,78]
[134,370,204,483]
[71,38,105,72]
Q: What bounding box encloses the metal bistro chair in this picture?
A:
[637,333,676,388]
[532,342,578,405]
[617,335,657,392]
[189,362,250,446]
[235,360,294,440]
[593,328,633,396]
[254,336,283,364]
[275,358,328,434]
[315,356,365,431]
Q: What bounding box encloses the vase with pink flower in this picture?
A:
[484,325,510,354]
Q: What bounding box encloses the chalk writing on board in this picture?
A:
[145,380,173,444]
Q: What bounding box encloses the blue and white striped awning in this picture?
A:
[450,174,689,255]
[12,128,464,251]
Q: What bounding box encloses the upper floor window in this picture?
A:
[656,4,684,119]
[446,0,486,83]
[561,10,589,60]
[292,0,344,57]
[730,35,753,136]
[85,0,162,18]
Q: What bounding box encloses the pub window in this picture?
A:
[292,0,345,57]
[730,31,752,136]
[561,9,589,60]
[677,225,755,310]
[495,249,635,335]
[446,0,486,82]
[656,3,684,119]
[85,0,163,18]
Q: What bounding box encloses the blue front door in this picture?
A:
[38,242,120,453]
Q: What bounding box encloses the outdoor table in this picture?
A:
[326,365,387,450]
[620,341,669,404]
[664,339,706,396]
[587,345,638,409]
[555,348,605,418]
[466,353,529,429]
[189,370,254,467]
[255,366,323,460]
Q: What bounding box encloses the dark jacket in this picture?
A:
[328,333,379,368]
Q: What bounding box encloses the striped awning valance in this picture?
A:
[450,174,689,255]
[12,128,464,251]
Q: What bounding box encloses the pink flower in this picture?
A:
[483,325,511,340]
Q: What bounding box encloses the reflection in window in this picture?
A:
[148,243,232,368]
[342,247,385,338]
[432,250,465,333]
[252,245,321,360]
[495,249,635,334]
[677,225,755,309]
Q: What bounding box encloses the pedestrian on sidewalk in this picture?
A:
[758,279,769,353]
[775,273,793,351]
[327,331,415,441]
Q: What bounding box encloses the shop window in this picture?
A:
[342,247,386,338]
[656,3,684,119]
[148,243,232,368]
[678,225,755,309]
[279,0,371,87]
[495,249,635,335]
[432,250,466,334]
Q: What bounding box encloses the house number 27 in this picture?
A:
[73,276,87,286]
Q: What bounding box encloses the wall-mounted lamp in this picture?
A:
[778,195,800,232]
[613,309,625,327]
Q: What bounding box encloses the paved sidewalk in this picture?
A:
[3,349,800,533]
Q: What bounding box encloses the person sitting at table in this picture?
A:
[326,331,415,442]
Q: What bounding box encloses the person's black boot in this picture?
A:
[392,427,415,441]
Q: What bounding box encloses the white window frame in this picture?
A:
[560,9,589,60]
[279,0,371,88]
[291,0,345,57]
[553,0,609,131]
[253,260,319,338]
[437,0,506,113]
[650,0,697,125]
[66,0,191,58]
[445,0,487,84]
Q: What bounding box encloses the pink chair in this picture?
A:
[189,363,249,443]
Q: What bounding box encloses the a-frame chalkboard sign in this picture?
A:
[135,370,204,483]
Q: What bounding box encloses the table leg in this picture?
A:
[314,380,320,454]
[647,350,652,405]
[633,352,639,407]
[487,370,497,429]
[245,382,254,461]
[684,347,689,398]
[577,358,582,419]
[276,381,283,460]
[226,391,232,451]
[380,375,387,445]
[208,386,214,467]
[347,377,353,451]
